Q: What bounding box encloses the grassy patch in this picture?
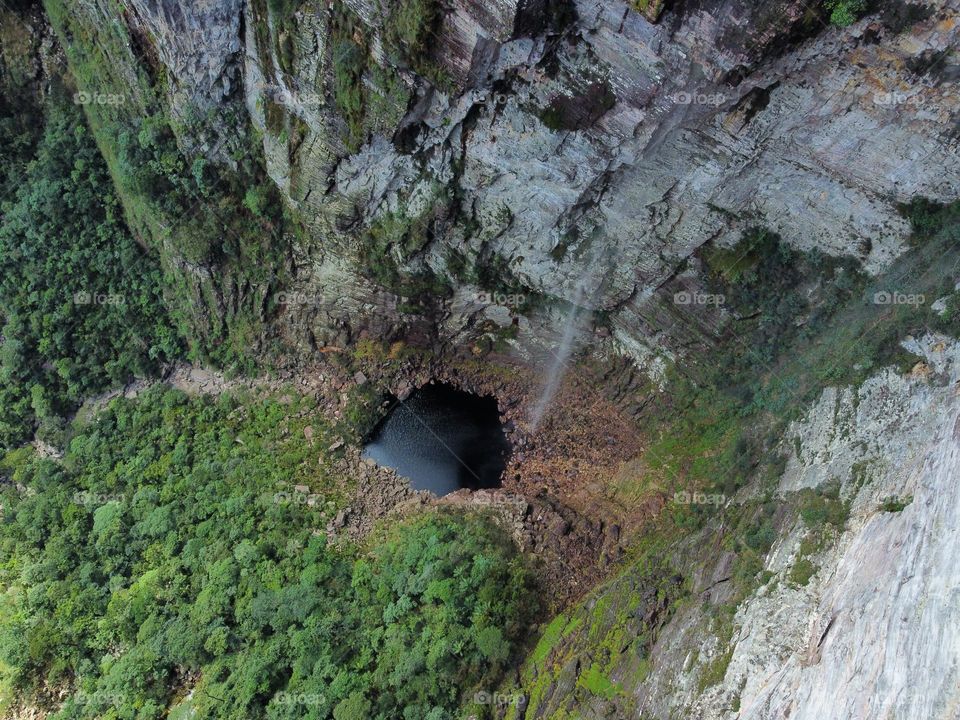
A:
[530,614,581,666]
[788,557,818,587]
[879,495,913,513]
[578,662,621,699]
[697,645,734,692]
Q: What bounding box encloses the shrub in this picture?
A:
[382,0,440,66]
[879,495,912,513]
[798,483,849,530]
[788,558,818,586]
[824,0,867,26]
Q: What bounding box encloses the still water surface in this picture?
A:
[362,384,509,496]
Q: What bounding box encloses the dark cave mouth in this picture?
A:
[361,383,509,496]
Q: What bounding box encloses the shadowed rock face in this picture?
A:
[116,0,959,354]
[127,0,244,109]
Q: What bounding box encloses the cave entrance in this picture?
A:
[362,383,509,496]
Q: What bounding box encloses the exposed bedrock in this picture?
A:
[111,0,960,356]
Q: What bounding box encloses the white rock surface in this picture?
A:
[708,336,960,719]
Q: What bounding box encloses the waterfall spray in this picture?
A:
[529,280,586,430]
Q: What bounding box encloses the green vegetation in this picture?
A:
[0,93,181,449]
[0,386,535,718]
[381,0,450,90]
[382,0,440,61]
[328,1,418,151]
[577,662,621,699]
[355,195,454,308]
[702,227,865,389]
[879,495,913,513]
[697,645,734,692]
[43,0,293,370]
[331,4,370,150]
[631,0,665,20]
[267,0,303,18]
[900,197,960,244]
[529,614,580,666]
[824,0,867,26]
[788,557,818,587]
[512,534,685,718]
[798,482,849,530]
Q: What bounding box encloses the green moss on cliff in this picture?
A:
[511,533,685,719]
[326,1,416,152]
[355,187,454,307]
[381,0,451,90]
[42,0,294,370]
[331,3,368,150]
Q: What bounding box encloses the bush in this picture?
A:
[824,0,867,26]
[788,558,818,586]
[798,483,849,529]
[902,197,960,244]
[879,495,912,513]
[349,512,536,716]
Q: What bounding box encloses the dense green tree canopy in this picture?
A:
[0,94,181,448]
[0,387,535,719]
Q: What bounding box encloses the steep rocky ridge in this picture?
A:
[230,0,960,357]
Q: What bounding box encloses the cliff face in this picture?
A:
[100,0,960,356]
[733,336,960,720]
[236,0,958,356]
[508,334,960,720]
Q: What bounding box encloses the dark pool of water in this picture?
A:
[362,384,510,496]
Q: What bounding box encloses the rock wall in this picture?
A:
[230,0,960,357]
[695,335,960,719]
[92,0,959,356]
